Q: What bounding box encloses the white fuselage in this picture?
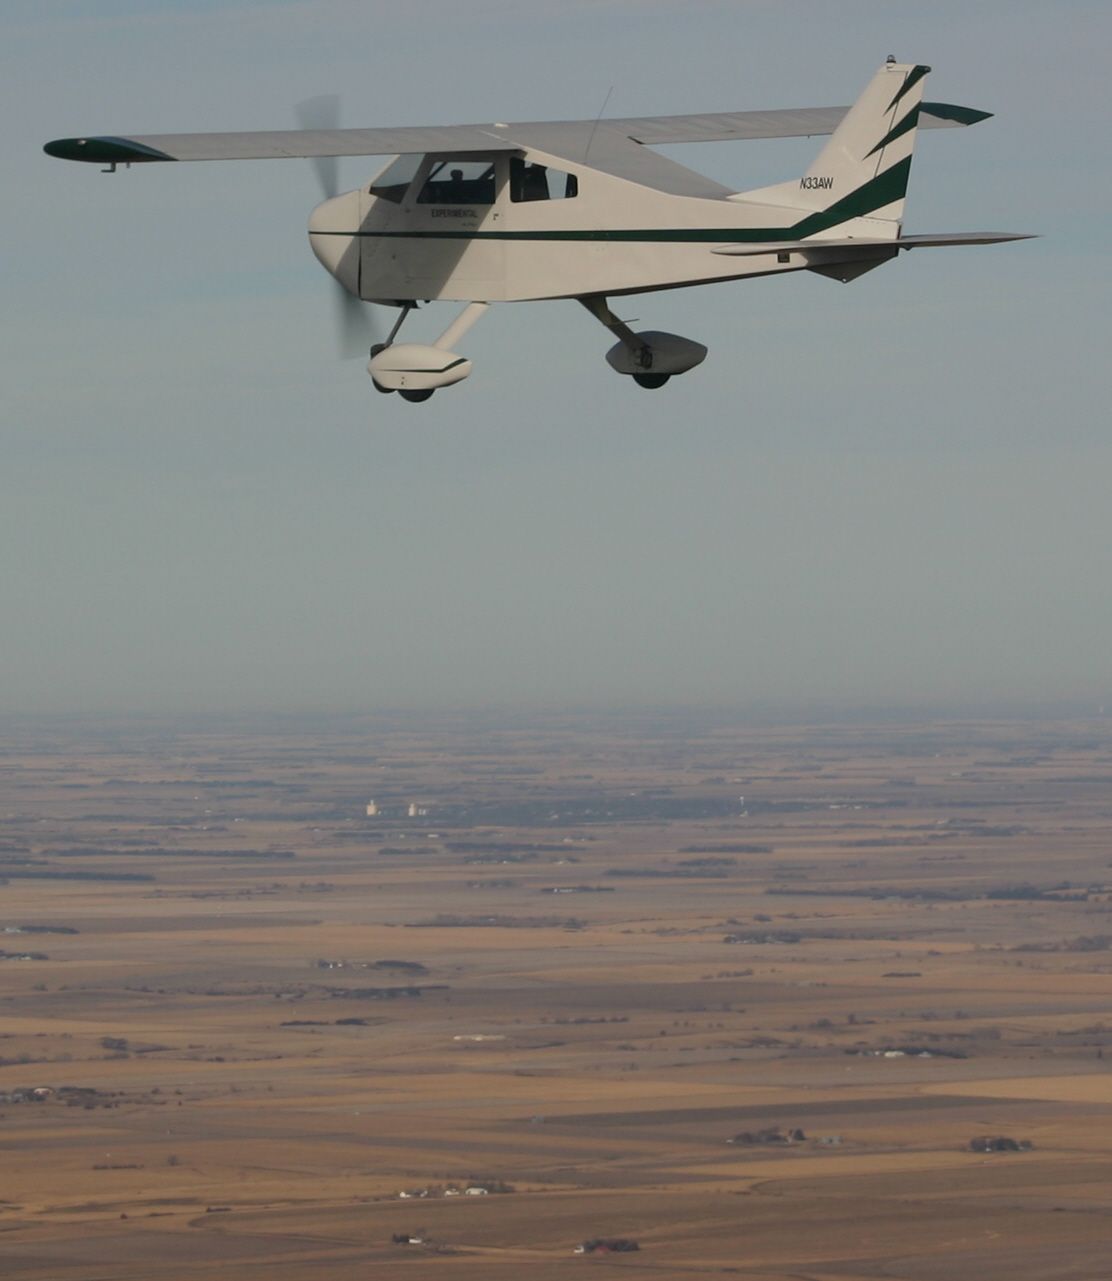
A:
[308,146,894,305]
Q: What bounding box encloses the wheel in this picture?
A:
[399,388,435,403]
[372,379,395,394]
[633,372,670,389]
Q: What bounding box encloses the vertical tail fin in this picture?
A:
[736,61,932,235]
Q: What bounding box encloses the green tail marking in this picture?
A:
[866,104,921,159]
[887,64,931,113]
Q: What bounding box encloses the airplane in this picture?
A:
[44,58,1030,403]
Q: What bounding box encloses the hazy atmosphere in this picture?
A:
[4,0,1109,716]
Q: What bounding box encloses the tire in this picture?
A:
[372,379,395,394]
[633,372,670,389]
[399,388,435,403]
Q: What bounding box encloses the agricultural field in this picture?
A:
[2,713,1112,1279]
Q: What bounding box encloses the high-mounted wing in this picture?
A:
[497,123,736,199]
[605,101,989,144]
[43,101,989,167]
[43,125,521,166]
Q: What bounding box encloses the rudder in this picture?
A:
[736,60,932,232]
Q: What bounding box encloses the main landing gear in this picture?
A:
[366,296,706,401]
[367,301,489,401]
[579,296,707,389]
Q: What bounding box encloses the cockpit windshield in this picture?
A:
[369,154,422,204]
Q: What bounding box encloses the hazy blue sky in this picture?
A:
[3,0,1109,716]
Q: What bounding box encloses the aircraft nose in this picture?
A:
[308,191,361,292]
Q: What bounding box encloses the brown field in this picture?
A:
[2,713,1112,1278]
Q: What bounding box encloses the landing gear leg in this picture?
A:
[370,303,417,391]
[579,295,705,389]
[373,302,416,357]
[370,303,416,392]
[432,301,490,353]
[580,295,655,369]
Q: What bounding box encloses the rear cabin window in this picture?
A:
[510,159,578,202]
[416,160,497,205]
[370,154,422,204]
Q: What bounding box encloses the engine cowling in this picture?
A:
[307,191,360,296]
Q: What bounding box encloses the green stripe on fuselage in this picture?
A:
[328,155,914,246]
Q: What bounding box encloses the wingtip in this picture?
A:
[43,136,174,163]
[44,137,87,160]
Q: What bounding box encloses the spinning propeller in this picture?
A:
[295,96,380,359]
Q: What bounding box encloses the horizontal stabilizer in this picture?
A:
[710,232,1035,257]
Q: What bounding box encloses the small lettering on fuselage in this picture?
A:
[800,176,834,190]
[431,208,477,218]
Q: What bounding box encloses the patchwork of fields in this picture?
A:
[2,714,1111,1278]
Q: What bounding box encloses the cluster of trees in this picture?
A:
[969,1135,1033,1153]
[577,1239,639,1254]
[729,1126,805,1146]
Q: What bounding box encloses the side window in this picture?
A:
[510,158,578,202]
[416,160,497,206]
[370,154,422,204]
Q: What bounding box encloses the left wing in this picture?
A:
[43,100,989,167]
[43,125,521,166]
[608,100,990,144]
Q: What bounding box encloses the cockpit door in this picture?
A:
[398,155,508,300]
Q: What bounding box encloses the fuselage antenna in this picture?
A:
[584,85,614,165]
